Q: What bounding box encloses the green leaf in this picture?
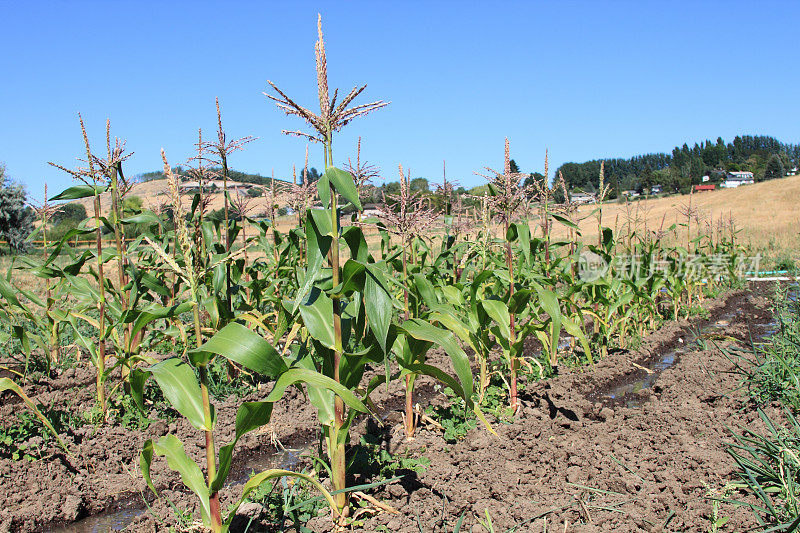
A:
[193,322,287,378]
[298,289,336,350]
[317,172,331,208]
[213,401,273,492]
[153,434,211,526]
[364,264,392,352]
[126,301,194,340]
[399,319,474,403]
[140,439,156,495]
[0,378,70,455]
[534,284,563,355]
[324,167,362,211]
[552,213,579,231]
[292,210,332,312]
[50,184,107,201]
[263,368,369,414]
[148,358,210,431]
[0,276,22,308]
[412,273,438,309]
[562,317,592,365]
[121,211,161,226]
[480,300,511,341]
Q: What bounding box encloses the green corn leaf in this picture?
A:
[399,318,474,403]
[0,276,22,308]
[562,317,592,365]
[192,322,287,378]
[263,368,369,414]
[480,299,511,341]
[50,184,108,201]
[292,210,332,312]
[316,171,331,208]
[0,378,70,455]
[148,358,210,431]
[429,310,478,354]
[140,439,156,495]
[412,273,438,309]
[126,301,194,340]
[121,210,161,226]
[152,434,211,526]
[552,213,580,231]
[298,289,336,350]
[364,263,392,352]
[534,283,563,353]
[320,167,362,211]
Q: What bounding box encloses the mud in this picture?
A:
[0,284,786,532]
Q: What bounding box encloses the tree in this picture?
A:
[52,202,87,224]
[763,154,785,182]
[409,177,430,194]
[0,165,35,253]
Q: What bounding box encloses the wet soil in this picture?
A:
[0,283,785,532]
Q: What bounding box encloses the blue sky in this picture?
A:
[2,0,799,199]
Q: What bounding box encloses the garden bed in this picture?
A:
[0,283,784,532]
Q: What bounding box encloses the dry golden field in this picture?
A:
[555,174,800,260]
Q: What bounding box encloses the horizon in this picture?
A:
[2,1,799,200]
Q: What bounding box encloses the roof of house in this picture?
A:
[727,171,754,178]
[694,184,715,191]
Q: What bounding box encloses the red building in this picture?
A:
[693,184,716,193]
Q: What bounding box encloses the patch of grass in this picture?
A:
[426,368,530,443]
[239,469,329,531]
[726,409,800,530]
[349,434,430,481]
[0,407,80,461]
[730,285,800,410]
[723,283,800,528]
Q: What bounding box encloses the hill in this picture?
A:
[560,174,800,255]
[73,177,293,219]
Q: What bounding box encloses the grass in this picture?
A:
[721,282,800,529]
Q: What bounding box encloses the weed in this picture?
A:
[0,407,78,461]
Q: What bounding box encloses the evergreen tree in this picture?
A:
[763,154,785,181]
[0,165,35,253]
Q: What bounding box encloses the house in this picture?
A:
[569,192,595,204]
[360,204,385,219]
[650,185,662,194]
[789,167,798,176]
[722,171,754,188]
[621,190,640,199]
[693,184,715,193]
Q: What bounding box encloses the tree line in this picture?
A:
[557,135,800,197]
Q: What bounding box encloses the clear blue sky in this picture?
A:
[2,0,799,199]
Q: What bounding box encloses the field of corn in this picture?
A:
[1,15,799,533]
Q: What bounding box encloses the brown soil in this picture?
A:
[0,284,785,532]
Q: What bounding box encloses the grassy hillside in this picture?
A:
[74,178,290,218]
[562,174,800,260]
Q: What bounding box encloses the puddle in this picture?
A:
[50,506,143,533]
[47,444,311,533]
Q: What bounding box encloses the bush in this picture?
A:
[246,187,263,198]
[52,202,86,225]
